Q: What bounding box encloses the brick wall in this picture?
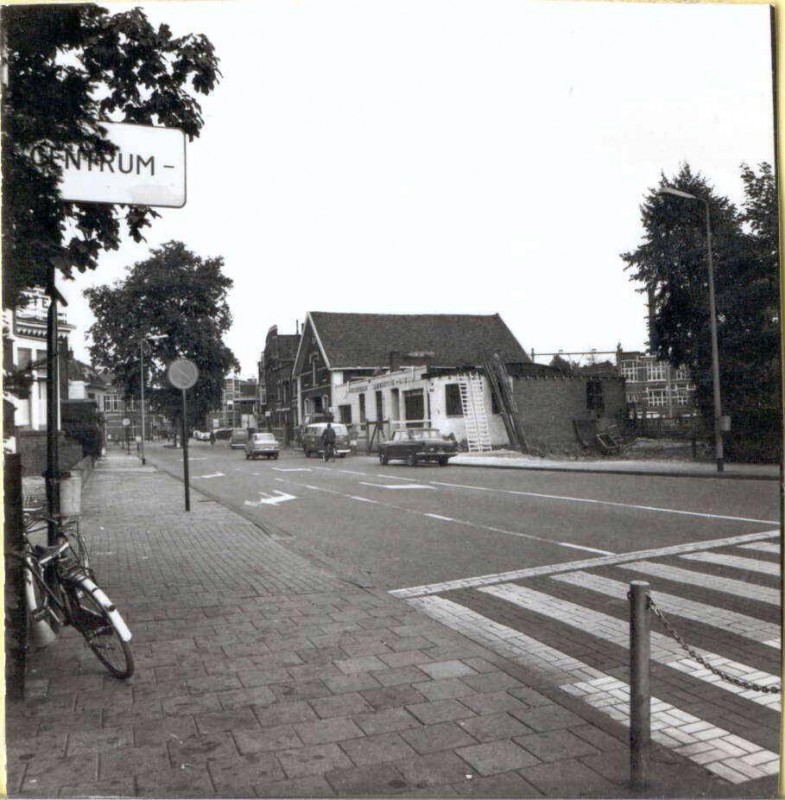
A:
[513,376,627,455]
[17,430,85,478]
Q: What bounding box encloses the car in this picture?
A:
[193,430,211,441]
[378,427,458,466]
[301,422,351,458]
[245,432,280,460]
[229,429,249,449]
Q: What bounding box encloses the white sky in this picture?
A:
[58,0,776,377]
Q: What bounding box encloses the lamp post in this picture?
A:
[659,186,724,472]
[139,334,168,465]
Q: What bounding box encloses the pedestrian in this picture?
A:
[321,422,336,462]
[209,431,215,445]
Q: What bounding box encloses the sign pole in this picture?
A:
[45,264,60,546]
[182,388,190,512]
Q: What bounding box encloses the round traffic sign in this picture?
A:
[167,358,199,390]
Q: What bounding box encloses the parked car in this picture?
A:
[378,427,458,466]
[229,429,249,449]
[245,432,280,460]
[301,422,351,458]
[192,430,211,441]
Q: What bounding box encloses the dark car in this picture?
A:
[378,428,458,466]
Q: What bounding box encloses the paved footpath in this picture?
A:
[7,451,770,798]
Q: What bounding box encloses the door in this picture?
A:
[403,389,424,429]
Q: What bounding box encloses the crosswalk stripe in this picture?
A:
[619,561,780,606]
[409,595,777,784]
[552,571,780,649]
[480,583,781,708]
[739,542,780,554]
[681,552,780,576]
[390,529,779,598]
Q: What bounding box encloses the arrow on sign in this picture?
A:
[244,490,297,507]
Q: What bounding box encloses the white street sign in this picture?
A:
[32,122,186,208]
[167,358,199,390]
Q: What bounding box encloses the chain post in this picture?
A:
[629,580,651,791]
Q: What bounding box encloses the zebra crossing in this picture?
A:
[393,530,781,786]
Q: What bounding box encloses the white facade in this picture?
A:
[332,367,510,447]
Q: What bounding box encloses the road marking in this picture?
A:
[272,468,313,472]
[348,496,379,504]
[193,472,225,479]
[428,481,778,525]
[188,457,208,461]
[553,571,780,648]
[620,561,780,606]
[739,542,780,554]
[389,529,780,598]
[680,552,780,576]
[556,542,612,555]
[425,513,454,521]
[481,583,780,708]
[244,490,297,507]
[359,482,435,490]
[410,595,776,784]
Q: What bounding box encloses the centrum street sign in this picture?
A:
[31,122,186,208]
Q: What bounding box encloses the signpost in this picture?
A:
[167,358,199,512]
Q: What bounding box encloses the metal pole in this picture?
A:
[45,266,60,546]
[182,389,190,512]
[704,200,724,473]
[140,341,146,465]
[629,580,651,791]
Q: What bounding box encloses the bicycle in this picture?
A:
[24,506,90,570]
[322,442,336,462]
[16,512,134,679]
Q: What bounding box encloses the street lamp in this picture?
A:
[659,186,724,472]
[140,334,168,465]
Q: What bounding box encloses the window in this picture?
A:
[586,379,604,413]
[359,393,366,424]
[646,387,668,407]
[17,347,32,369]
[104,393,121,412]
[620,360,637,380]
[339,405,352,424]
[445,384,462,417]
[647,362,666,382]
[674,367,690,381]
[375,390,383,420]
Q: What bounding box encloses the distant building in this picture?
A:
[617,350,695,417]
[211,376,258,430]
[259,325,300,442]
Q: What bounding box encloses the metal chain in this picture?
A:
[648,597,781,695]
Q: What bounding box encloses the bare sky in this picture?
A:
[58,0,775,377]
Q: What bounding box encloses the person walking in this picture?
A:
[321,422,336,462]
[209,431,215,445]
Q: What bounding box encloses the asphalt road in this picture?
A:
[145,440,779,592]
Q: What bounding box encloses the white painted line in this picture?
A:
[389,529,780,598]
[188,457,207,461]
[410,595,775,784]
[244,490,297,507]
[681,552,780,576]
[739,542,780,554]
[620,561,781,607]
[556,542,613,555]
[272,468,313,472]
[553,571,780,649]
[425,513,455,522]
[481,583,780,708]
[359,482,435,490]
[349,496,379,504]
[338,469,372,476]
[193,472,225,479]
[428,481,778,525]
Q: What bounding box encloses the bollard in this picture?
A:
[629,580,651,791]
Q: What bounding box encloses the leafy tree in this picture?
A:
[85,241,239,431]
[1,3,220,309]
[622,162,780,457]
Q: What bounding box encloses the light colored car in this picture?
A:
[229,429,249,449]
[378,427,458,466]
[245,432,280,460]
[301,422,351,458]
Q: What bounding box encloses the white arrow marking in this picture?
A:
[359,482,435,490]
[244,490,297,507]
[272,468,313,472]
[193,472,225,479]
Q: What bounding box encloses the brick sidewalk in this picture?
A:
[7,451,736,798]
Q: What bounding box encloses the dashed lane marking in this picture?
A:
[619,561,780,606]
[481,583,781,709]
[349,496,379,504]
[389,529,779,598]
[680,551,780,576]
[272,468,313,472]
[427,481,778,525]
[410,595,777,784]
[359,482,435,490]
[425,513,455,521]
[192,472,225,479]
[739,542,780,554]
[553,571,780,648]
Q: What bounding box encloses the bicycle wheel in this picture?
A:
[67,582,134,679]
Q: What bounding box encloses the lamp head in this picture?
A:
[659,186,698,201]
